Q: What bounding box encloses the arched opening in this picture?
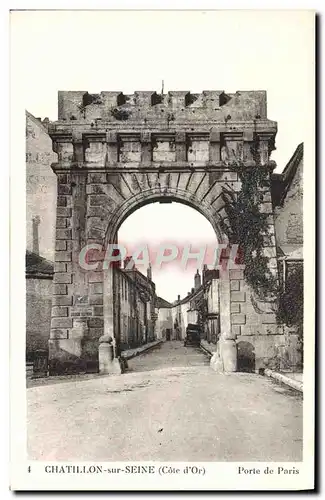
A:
[118,201,217,301]
[104,189,227,245]
[102,193,231,359]
[237,341,256,373]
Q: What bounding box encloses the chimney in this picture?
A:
[177,294,180,302]
[32,216,40,255]
[191,287,194,294]
[124,256,135,270]
[112,248,122,269]
[147,263,152,281]
[203,264,208,284]
[194,269,201,290]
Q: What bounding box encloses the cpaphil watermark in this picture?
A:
[78,241,244,273]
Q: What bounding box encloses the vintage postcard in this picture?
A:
[10,8,315,491]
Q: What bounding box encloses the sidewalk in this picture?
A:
[121,339,163,360]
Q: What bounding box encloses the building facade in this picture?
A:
[272,143,304,371]
[116,260,157,351]
[26,111,57,261]
[25,111,57,361]
[272,143,303,258]
[155,268,220,344]
[155,297,173,341]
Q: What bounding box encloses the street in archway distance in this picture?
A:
[27,341,302,462]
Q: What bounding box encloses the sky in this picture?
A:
[118,202,217,301]
[11,9,314,300]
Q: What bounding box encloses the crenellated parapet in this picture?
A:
[50,89,277,171]
[56,89,270,122]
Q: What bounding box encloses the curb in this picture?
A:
[121,340,163,361]
[264,368,303,393]
[200,341,216,358]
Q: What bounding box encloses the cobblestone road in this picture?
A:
[27,341,303,461]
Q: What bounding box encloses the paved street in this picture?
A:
[27,341,302,462]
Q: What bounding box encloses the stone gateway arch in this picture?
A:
[48,89,281,375]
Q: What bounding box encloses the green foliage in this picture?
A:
[221,161,278,300]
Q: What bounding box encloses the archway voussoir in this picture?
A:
[201,183,223,206]
[146,172,160,189]
[103,185,228,245]
[211,195,226,213]
[136,172,151,192]
[176,172,192,191]
[194,172,210,200]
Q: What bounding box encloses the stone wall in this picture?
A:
[274,150,303,253]
[26,112,57,363]
[203,277,219,343]
[155,307,173,340]
[234,276,283,372]
[57,90,268,123]
[47,89,281,374]
[187,309,199,325]
[26,111,57,261]
[272,144,304,372]
[26,277,53,360]
[206,278,219,315]
[116,268,156,350]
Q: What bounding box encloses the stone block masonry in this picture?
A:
[47,88,281,375]
[229,272,246,337]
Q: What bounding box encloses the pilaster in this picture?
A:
[175,131,187,162]
[106,131,118,165]
[256,132,275,166]
[140,131,152,164]
[221,131,243,163]
[209,128,221,163]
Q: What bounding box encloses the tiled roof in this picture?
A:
[156,296,173,309]
[25,251,54,277]
[271,143,303,207]
[26,110,50,135]
[278,246,303,260]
